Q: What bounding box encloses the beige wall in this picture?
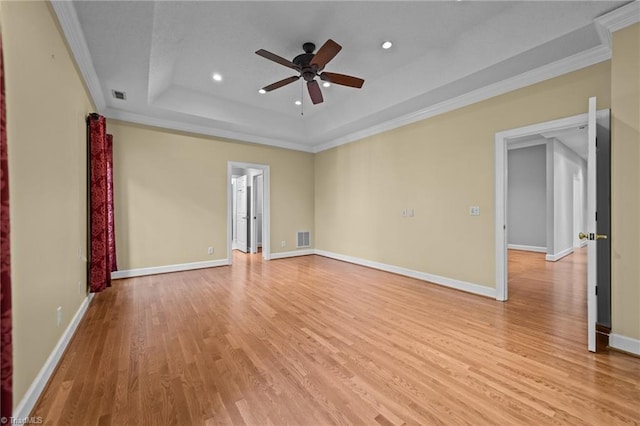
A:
[315,62,611,288]
[109,122,314,270]
[611,23,640,341]
[1,1,93,407]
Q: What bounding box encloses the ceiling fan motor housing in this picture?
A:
[293,43,318,81]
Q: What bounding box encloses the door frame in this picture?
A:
[495,112,589,301]
[227,161,270,264]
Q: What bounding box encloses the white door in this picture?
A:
[250,174,263,254]
[235,175,248,253]
[584,97,598,352]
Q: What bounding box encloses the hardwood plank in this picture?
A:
[30,248,640,425]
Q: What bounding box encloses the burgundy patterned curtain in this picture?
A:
[0,31,13,419]
[106,134,117,272]
[88,114,116,292]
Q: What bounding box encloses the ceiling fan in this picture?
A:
[255,39,365,105]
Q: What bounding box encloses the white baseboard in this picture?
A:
[111,259,228,279]
[580,239,588,248]
[13,293,95,419]
[610,333,640,356]
[508,244,547,253]
[314,250,496,299]
[270,249,315,260]
[545,247,574,262]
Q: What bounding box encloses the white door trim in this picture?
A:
[495,112,588,301]
[586,97,598,352]
[227,162,270,264]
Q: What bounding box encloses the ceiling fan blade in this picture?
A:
[320,72,365,89]
[307,80,324,104]
[311,39,342,70]
[262,75,300,92]
[255,49,299,70]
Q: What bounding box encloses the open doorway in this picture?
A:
[227,162,270,264]
[505,127,589,329]
[231,168,262,254]
[495,107,611,351]
[506,128,588,261]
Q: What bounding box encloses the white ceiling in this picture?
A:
[542,126,589,159]
[55,1,632,152]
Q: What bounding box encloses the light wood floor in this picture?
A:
[32,250,640,425]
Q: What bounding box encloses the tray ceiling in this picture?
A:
[54,1,633,152]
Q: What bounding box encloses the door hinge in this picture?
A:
[595,211,598,221]
[595,286,598,296]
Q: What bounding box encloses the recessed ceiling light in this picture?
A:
[258,89,266,94]
[295,100,302,106]
[381,41,393,50]
[322,82,331,88]
[212,73,222,82]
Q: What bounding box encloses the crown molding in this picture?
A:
[312,43,611,153]
[596,0,640,33]
[104,108,315,153]
[51,0,106,112]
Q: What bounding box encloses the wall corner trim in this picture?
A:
[609,333,640,356]
[595,1,640,34]
[270,249,315,260]
[545,247,574,262]
[111,259,228,279]
[508,244,547,253]
[314,250,496,299]
[13,293,95,420]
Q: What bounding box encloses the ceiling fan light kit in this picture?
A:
[256,39,365,105]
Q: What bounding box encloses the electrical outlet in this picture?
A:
[207,247,214,255]
[77,280,83,295]
[281,240,286,248]
[56,306,62,327]
[470,206,480,216]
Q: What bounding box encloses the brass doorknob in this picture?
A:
[578,232,608,240]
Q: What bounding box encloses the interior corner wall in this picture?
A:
[545,141,556,257]
[314,61,611,289]
[1,1,93,409]
[611,23,640,342]
[109,121,314,271]
[507,144,547,249]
